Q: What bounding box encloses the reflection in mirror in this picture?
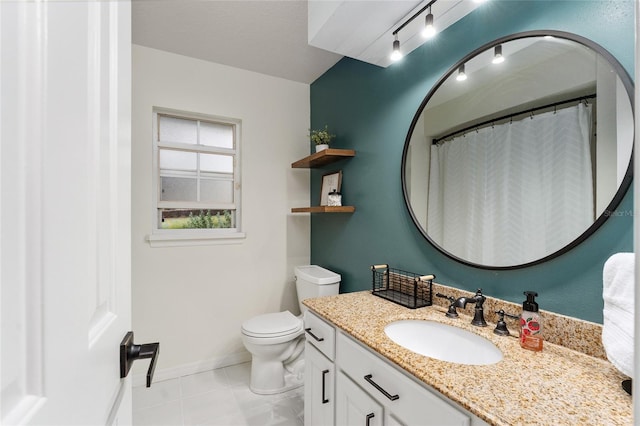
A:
[403,32,633,269]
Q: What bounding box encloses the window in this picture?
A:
[149,108,243,245]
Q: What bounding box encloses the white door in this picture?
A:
[1,1,133,425]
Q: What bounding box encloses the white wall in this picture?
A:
[131,45,311,379]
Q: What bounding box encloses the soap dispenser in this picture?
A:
[520,291,543,352]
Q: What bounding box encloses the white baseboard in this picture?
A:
[133,351,252,388]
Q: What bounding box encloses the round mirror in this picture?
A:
[402,31,634,269]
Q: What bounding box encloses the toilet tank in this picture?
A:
[294,265,341,313]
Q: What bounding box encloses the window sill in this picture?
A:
[146,231,246,248]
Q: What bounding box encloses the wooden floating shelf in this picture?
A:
[291,148,356,168]
[291,206,356,213]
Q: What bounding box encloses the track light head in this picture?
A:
[422,12,436,39]
[492,44,505,64]
[390,35,403,61]
[456,64,467,81]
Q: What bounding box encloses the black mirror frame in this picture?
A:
[401,30,634,270]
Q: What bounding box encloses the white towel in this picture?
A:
[602,252,634,378]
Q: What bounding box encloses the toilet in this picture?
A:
[241,265,341,394]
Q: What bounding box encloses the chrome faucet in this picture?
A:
[454,289,487,327]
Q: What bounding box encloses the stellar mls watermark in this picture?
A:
[604,209,635,217]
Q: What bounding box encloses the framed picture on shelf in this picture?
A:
[320,171,342,206]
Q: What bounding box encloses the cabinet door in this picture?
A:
[305,342,335,426]
[336,371,382,426]
[337,333,473,426]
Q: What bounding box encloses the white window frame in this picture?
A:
[147,107,244,247]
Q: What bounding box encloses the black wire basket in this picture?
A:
[370,264,434,309]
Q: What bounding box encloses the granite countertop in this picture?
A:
[303,291,632,426]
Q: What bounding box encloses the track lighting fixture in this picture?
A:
[390,0,489,64]
[390,34,403,61]
[391,0,438,62]
[422,7,436,39]
[456,64,467,81]
[492,45,504,64]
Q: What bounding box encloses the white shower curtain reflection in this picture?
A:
[427,103,594,266]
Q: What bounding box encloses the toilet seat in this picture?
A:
[241,311,303,339]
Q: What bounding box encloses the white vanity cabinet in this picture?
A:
[304,310,488,426]
[304,311,337,426]
[336,332,481,426]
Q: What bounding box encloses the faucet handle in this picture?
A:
[435,292,453,301]
[493,309,519,336]
[435,293,458,318]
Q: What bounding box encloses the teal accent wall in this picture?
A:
[309,0,635,323]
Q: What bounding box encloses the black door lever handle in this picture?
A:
[120,331,159,387]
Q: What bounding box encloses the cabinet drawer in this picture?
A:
[337,332,471,426]
[304,311,336,361]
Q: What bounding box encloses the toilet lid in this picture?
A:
[241,311,302,338]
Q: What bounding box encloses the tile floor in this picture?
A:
[133,362,304,426]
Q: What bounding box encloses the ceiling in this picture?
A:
[132,0,343,84]
[308,0,483,68]
[132,0,482,84]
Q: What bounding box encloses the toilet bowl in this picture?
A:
[240,265,341,395]
[241,311,305,394]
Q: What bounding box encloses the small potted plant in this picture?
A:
[310,125,335,153]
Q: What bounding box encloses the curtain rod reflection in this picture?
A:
[432,93,596,145]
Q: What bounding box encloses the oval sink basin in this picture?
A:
[384,320,503,365]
